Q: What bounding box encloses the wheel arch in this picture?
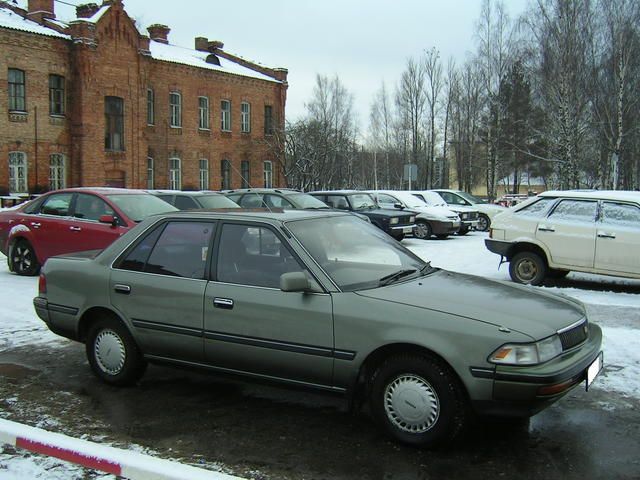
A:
[505,241,550,266]
[77,306,133,343]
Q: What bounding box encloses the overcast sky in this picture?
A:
[54,0,530,128]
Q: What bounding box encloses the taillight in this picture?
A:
[38,273,47,295]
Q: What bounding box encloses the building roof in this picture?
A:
[0,7,69,38]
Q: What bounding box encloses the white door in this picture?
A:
[594,202,640,275]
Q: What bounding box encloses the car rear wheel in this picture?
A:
[9,239,40,276]
[509,251,547,285]
[477,214,490,232]
[86,317,146,386]
[370,354,467,448]
[392,233,405,241]
[413,220,432,240]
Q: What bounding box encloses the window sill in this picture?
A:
[8,111,28,123]
[198,129,211,136]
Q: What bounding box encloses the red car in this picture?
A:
[0,188,177,276]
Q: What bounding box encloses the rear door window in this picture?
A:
[39,193,73,216]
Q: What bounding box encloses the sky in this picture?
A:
[50,0,530,128]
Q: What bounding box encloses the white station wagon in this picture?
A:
[485,190,640,285]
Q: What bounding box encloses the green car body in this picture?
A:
[33,210,603,448]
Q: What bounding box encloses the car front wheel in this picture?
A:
[457,227,469,236]
[86,317,146,386]
[509,251,547,285]
[477,214,490,232]
[413,220,432,240]
[9,239,40,276]
[370,354,467,448]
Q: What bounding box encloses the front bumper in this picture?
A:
[389,224,416,235]
[431,221,461,235]
[470,323,603,417]
[460,219,479,230]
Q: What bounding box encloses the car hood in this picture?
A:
[356,270,584,340]
[408,205,458,218]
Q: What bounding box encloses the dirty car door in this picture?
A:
[204,222,335,388]
[110,220,215,362]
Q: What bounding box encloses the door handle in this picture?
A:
[69,226,82,231]
[538,225,555,232]
[114,284,131,294]
[597,232,616,239]
[30,222,41,229]
[213,297,234,309]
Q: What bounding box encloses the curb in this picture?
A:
[0,418,245,480]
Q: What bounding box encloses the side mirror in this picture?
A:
[394,202,404,209]
[280,271,310,292]
[98,214,117,227]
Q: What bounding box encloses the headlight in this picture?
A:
[390,218,399,225]
[409,216,416,223]
[489,335,563,365]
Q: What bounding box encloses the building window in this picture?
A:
[9,152,27,193]
[170,92,181,128]
[241,160,250,188]
[49,154,65,190]
[263,161,273,188]
[49,75,65,116]
[169,157,181,190]
[104,96,124,151]
[199,159,209,190]
[147,88,155,125]
[241,102,251,133]
[147,156,154,189]
[221,99,231,131]
[198,96,210,130]
[8,69,26,112]
[264,105,273,135]
[221,159,231,189]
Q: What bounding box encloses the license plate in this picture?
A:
[403,227,412,233]
[586,352,603,390]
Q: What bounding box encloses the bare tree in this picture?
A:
[369,82,394,188]
[423,47,443,188]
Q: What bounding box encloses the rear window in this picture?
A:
[287,193,329,209]
[198,195,240,209]
[514,197,556,217]
[107,194,177,222]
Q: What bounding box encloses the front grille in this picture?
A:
[400,216,413,225]
[559,319,588,350]
[469,212,478,220]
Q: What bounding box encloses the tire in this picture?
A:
[547,268,570,279]
[413,220,432,240]
[436,234,448,240]
[369,354,468,449]
[392,233,405,241]
[9,239,40,276]
[457,227,469,236]
[477,214,490,232]
[86,317,146,386]
[509,251,547,285]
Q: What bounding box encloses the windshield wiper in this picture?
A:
[379,268,417,286]
[419,262,436,275]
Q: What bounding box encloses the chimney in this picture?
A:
[27,0,55,22]
[207,40,224,51]
[147,24,170,44]
[195,37,209,52]
[76,3,101,19]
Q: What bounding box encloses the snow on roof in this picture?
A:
[0,6,69,38]
[499,172,546,186]
[73,4,110,24]
[149,40,280,83]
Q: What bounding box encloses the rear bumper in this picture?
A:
[470,323,603,417]
[33,296,79,341]
[484,238,512,257]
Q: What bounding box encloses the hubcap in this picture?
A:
[414,223,429,239]
[478,216,489,231]
[384,374,440,434]
[13,245,32,273]
[94,329,126,375]
[516,258,537,282]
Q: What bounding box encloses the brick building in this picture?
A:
[0,0,287,194]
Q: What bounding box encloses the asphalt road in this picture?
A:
[1,332,638,480]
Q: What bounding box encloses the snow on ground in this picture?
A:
[0,232,639,478]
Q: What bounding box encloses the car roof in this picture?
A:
[540,190,640,203]
[154,208,350,222]
[310,190,370,195]
[222,188,302,196]
[50,187,149,195]
[148,190,225,197]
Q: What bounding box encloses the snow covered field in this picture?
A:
[0,231,639,478]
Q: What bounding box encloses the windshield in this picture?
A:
[289,193,330,209]
[457,191,487,204]
[350,193,377,210]
[198,195,240,209]
[420,191,447,206]
[287,216,430,291]
[107,194,178,222]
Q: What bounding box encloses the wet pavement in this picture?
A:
[1,341,639,480]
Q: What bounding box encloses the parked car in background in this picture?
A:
[411,190,479,235]
[432,189,507,232]
[34,209,603,448]
[0,188,177,276]
[223,188,330,210]
[149,190,240,210]
[309,190,416,240]
[485,190,640,285]
[368,190,460,239]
